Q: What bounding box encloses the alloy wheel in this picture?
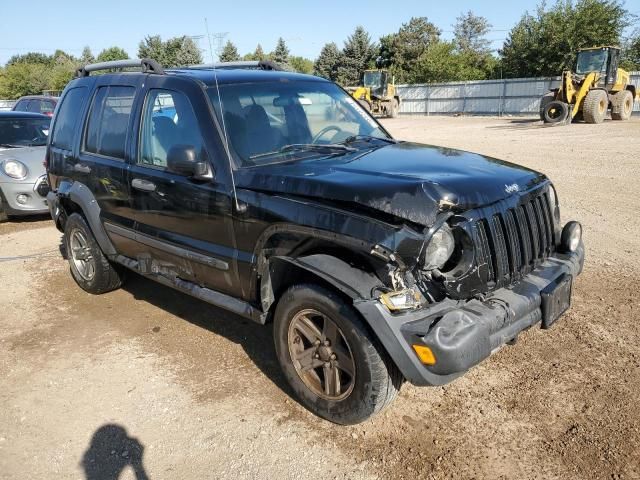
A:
[287,308,356,400]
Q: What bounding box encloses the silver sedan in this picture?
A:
[0,111,51,221]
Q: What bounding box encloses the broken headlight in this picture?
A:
[423,223,455,270]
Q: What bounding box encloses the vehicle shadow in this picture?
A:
[122,272,294,400]
[81,423,149,480]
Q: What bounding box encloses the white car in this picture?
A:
[0,111,51,221]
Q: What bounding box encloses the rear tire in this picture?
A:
[539,92,555,121]
[583,89,608,124]
[64,213,125,294]
[611,90,633,121]
[0,188,10,223]
[389,98,399,118]
[273,283,403,424]
[543,101,570,124]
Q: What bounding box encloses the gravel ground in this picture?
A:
[1,116,638,480]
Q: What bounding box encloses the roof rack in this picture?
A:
[186,60,284,71]
[75,58,165,78]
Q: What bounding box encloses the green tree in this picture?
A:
[96,46,129,63]
[381,17,441,83]
[272,37,290,65]
[454,11,492,55]
[138,35,202,67]
[337,26,377,85]
[219,40,240,62]
[243,44,266,61]
[313,42,342,81]
[6,52,51,66]
[621,30,640,71]
[453,11,497,80]
[289,56,313,74]
[500,0,632,77]
[138,35,166,63]
[80,46,95,64]
[0,62,51,98]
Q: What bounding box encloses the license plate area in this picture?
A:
[541,273,572,329]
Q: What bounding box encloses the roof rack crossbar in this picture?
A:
[75,58,165,78]
[185,60,284,71]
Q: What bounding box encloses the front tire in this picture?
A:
[583,89,608,124]
[389,98,399,118]
[274,283,402,424]
[64,213,125,294]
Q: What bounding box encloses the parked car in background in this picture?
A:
[0,111,51,221]
[12,95,59,117]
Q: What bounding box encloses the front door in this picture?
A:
[128,77,238,296]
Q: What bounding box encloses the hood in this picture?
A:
[0,146,47,182]
[235,142,547,226]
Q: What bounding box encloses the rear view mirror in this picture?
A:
[167,144,209,178]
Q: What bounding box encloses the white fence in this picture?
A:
[397,73,640,116]
[0,100,17,111]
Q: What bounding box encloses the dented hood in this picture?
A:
[235,142,547,226]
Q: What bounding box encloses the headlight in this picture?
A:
[2,160,28,180]
[424,223,455,270]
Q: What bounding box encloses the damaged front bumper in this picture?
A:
[354,243,585,386]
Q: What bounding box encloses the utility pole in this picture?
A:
[204,18,228,63]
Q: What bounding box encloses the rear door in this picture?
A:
[127,76,239,295]
[72,78,143,255]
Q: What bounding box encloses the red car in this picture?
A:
[12,95,59,117]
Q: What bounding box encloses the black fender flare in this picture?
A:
[55,181,117,256]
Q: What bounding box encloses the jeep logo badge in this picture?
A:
[505,183,520,194]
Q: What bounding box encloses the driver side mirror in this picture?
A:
[167,144,210,178]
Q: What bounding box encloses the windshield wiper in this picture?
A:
[342,135,398,145]
[0,143,22,148]
[249,143,356,160]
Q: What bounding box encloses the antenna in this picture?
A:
[204,18,243,212]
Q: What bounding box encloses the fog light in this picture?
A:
[560,221,582,252]
[16,194,29,205]
[412,344,436,365]
[379,288,422,311]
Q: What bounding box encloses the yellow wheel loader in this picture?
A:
[348,69,401,118]
[540,46,637,125]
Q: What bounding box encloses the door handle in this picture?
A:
[131,178,156,192]
[73,163,91,173]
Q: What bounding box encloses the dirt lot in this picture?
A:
[1,116,639,480]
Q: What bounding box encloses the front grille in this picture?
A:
[474,190,556,289]
[35,176,50,198]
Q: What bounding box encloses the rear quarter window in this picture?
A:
[84,86,135,159]
[51,87,89,150]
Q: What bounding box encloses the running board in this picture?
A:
[114,255,267,324]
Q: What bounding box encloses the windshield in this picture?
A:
[576,49,608,75]
[208,81,389,167]
[363,71,382,88]
[0,117,50,147]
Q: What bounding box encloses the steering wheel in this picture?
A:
[312,125,343,144]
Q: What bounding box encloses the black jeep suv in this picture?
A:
[46,59,584,424]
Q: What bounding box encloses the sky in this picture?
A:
[0,0,638,65]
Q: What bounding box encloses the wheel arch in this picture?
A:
[55,181,117,256]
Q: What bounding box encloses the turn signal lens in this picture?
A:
[412,344,436,365]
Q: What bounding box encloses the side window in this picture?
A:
[13,99,28,112]
[139,89,204,170]
[84,86,135,159]
[28,100,42,113]
[51,87,88,150]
